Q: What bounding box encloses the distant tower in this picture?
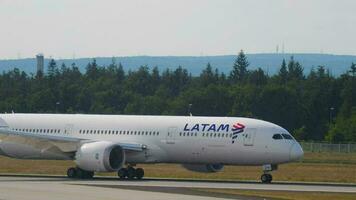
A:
[36,54,44,73]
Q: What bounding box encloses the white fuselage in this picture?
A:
[0,114,303,166]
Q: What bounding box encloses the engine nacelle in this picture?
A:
[75,141,125,172]
[182,163,224,173]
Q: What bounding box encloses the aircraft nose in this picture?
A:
[290,142,304,161]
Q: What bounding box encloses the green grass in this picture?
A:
[1,152,356,183]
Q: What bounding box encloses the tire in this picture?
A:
[85,171,94,179]
[127,167,136,180]
[267,174,272,182]
[261,174,272,183]
[76,168,84,179]
[135,168,144,180]
[67,168,76,178]
[118,168,128,179]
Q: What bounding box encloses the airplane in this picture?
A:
[0,113,304,183]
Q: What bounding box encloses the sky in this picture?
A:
[0,0,355,59]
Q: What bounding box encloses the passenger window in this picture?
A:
[272,134,283,140]
[282,134,293,140]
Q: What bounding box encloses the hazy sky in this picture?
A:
[0,0,355,59]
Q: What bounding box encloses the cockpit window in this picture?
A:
[282,134,293,140]
[272,134,283,140]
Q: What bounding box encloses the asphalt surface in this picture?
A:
[0,175,355,200]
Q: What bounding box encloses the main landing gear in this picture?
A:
[67,167,94,179]
[118,166,144,180]
[261,164,277,183]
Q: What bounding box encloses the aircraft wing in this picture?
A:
[0,128,146,155]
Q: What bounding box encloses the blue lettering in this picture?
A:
[207,124,216,131]
[218,124,229,132]
[201,124,209,131]
[184,123,231,132]
[191,124,200,131]
[183,123,190,131]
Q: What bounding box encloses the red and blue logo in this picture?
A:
[231,123,245,143]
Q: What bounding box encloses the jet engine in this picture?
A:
[75,141,125,172]
[182,163,224,173]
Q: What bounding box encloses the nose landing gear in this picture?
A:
[261,164,277,183]
[261,173,273,183]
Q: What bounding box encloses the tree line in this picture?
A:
[0,51,355,142]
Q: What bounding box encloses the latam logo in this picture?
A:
[183,122,245,144]
[231,123,245,144]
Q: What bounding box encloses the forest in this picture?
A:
[0,51,355,142]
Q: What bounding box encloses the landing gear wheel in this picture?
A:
[67,167,77,178]
[67,167,94,179]
[135,168,144,180]
[127,167,136,179]
[118,168,128,179]
[117,167,145,180]
[76,168,85,179]
[85,171,94,179]
[261,174,272,183]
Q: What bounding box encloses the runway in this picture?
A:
[0,175,356,200]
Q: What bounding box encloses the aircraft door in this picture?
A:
[166,127,177,144]
[243,128,256,146]
[64,124,74,135]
